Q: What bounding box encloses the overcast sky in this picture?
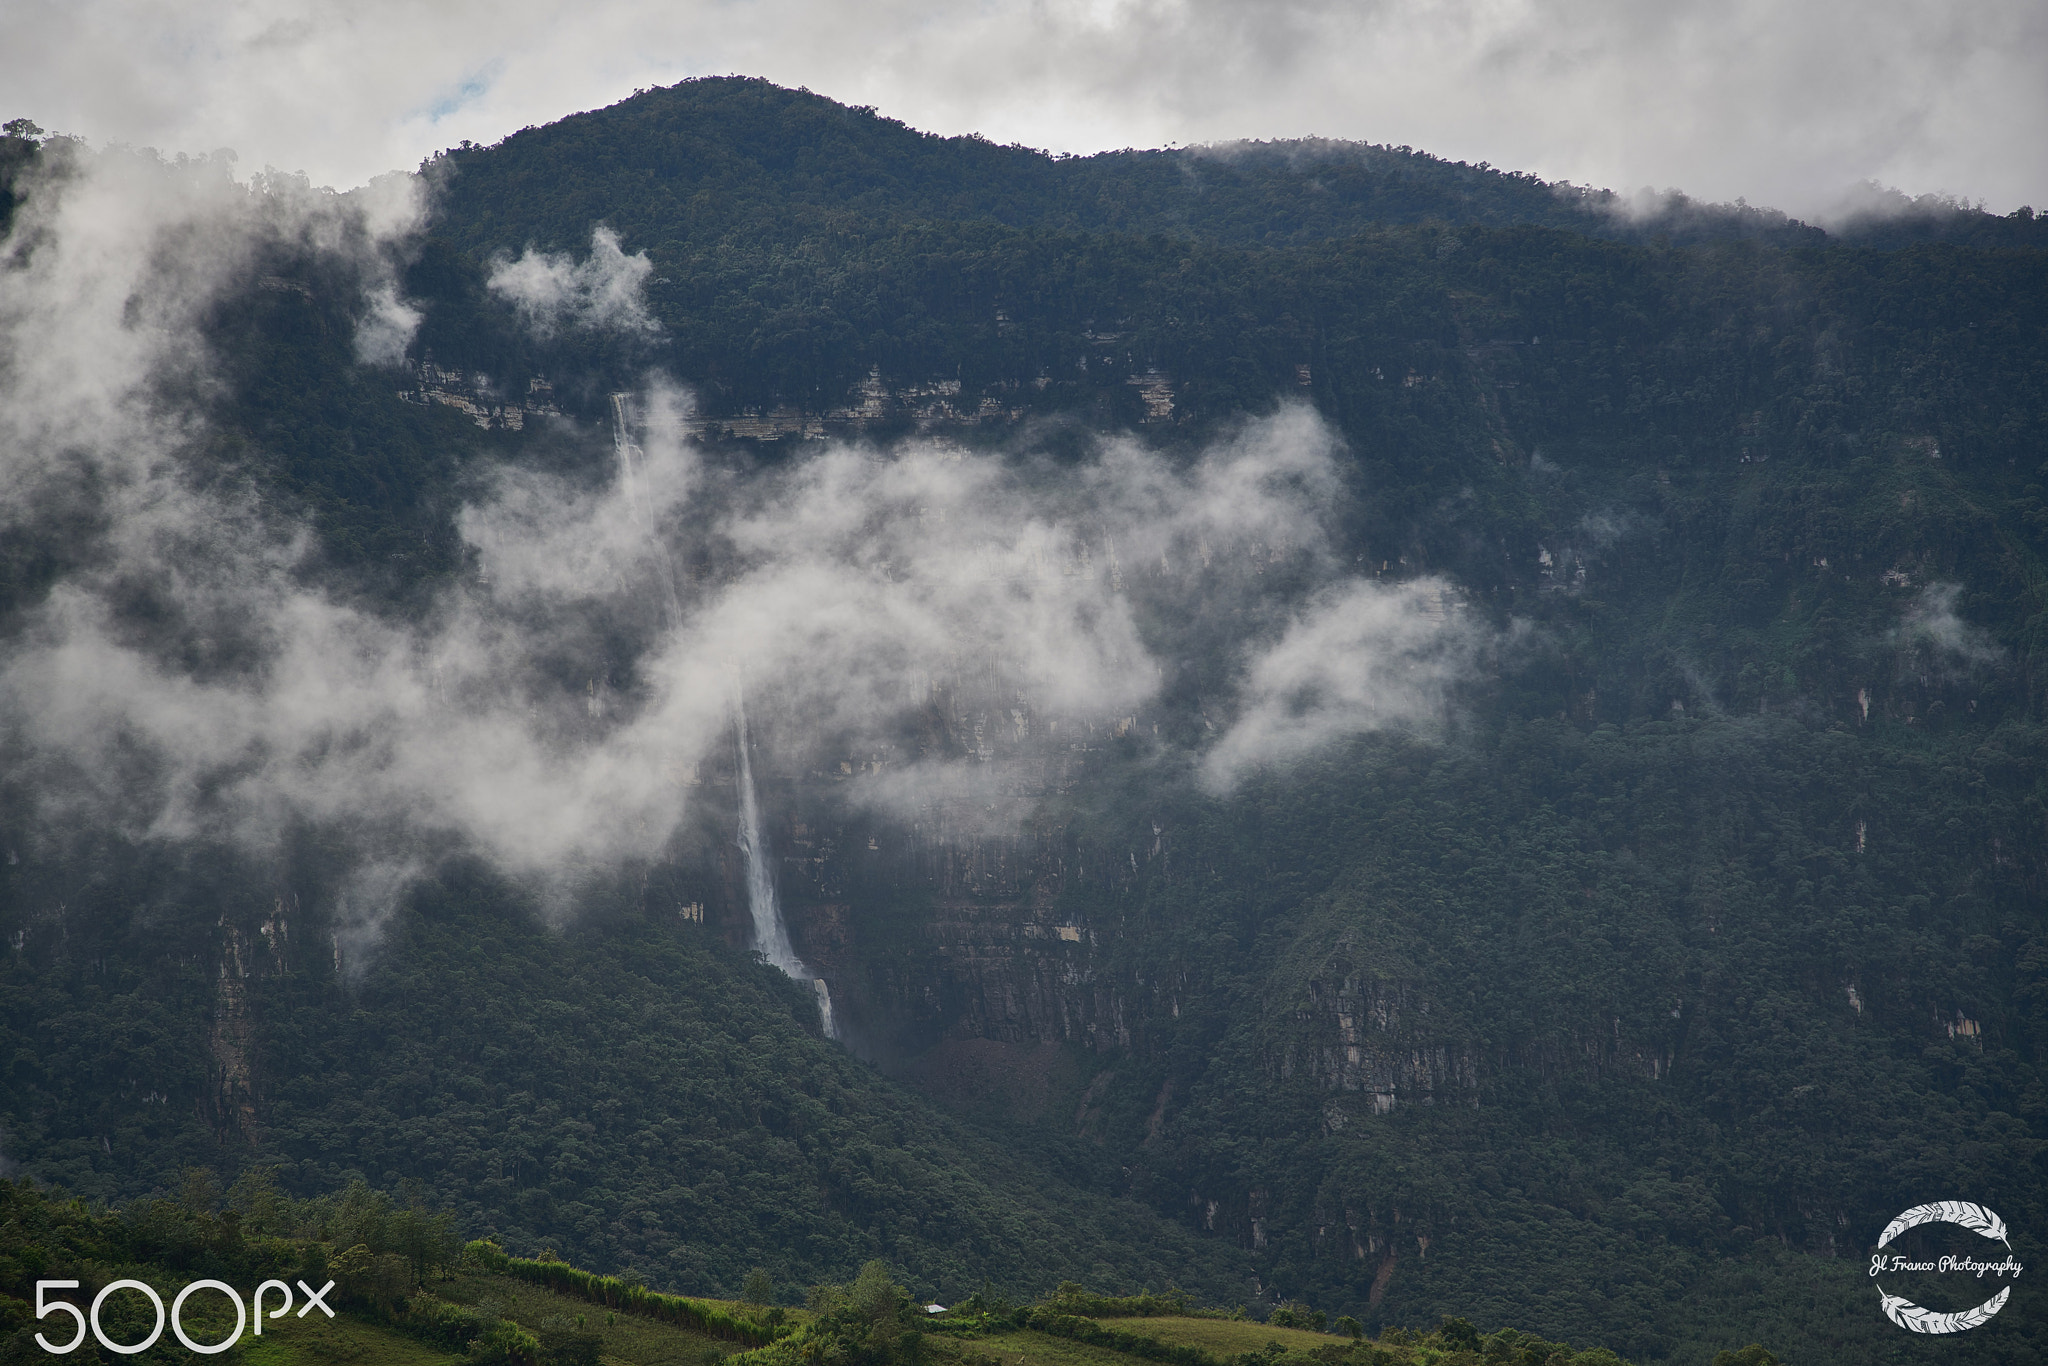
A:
[6,0,2045,219]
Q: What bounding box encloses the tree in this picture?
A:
[851,1260,900,1318]
[1713,1349,1778,1366]
[388,1204,460,1279]
[1436,1317,1480,1351]
[228,1166,296,1236]
[181,1166,221,1217]
[742,1267,776,1306]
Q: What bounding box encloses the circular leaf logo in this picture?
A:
[1873,1201,2015,1334]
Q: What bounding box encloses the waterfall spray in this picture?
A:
[609,394,838,1039]
[611,392,683,627]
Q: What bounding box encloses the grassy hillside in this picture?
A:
[0,1179,1659,1366]
[234,1313,457,1366]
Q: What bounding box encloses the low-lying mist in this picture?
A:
[0,142,1483,962]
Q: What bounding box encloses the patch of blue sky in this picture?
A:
[421,63,503,124]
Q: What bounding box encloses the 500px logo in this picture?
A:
[31,1278,336,1355]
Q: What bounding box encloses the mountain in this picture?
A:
[417,77,2044,261]
[2,78,2046,1366]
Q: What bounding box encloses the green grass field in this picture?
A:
[434,1274,759,1366]
[236,1307,459,1366]
[1104,1318,1338,1357]
[232,1274,780,1366]
[927,1315,1352,1366]
[214,1277,1361,1366]
[942,1327,1154,1366]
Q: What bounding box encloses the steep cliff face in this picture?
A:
[678,675,1176,1061]
[206,917,258,1143]
[777,804,1155,1059]
[207,896,305,1144]
[743,721,1675,1109]
[1265,969,1679,1112]
[727,720,1671,1112]
[1272,975,1480,1109]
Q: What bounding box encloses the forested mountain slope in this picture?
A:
[0,842,1248,1302]
[1,78,2045,1366]
[421,77,2044,263]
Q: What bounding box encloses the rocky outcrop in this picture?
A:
[1273,975,1480,1110]
[207,915,258,1142]
[399,359,560,430]
[676,366,1168,442]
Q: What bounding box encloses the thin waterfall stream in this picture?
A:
[611,394,838,1039]
[733,691,837,1038]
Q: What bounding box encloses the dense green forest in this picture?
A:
[0,842,1246,1303]
[3,76,2046,1366]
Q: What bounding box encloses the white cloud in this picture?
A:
[355,283,421,365]
[488,226,657,339]
[0,141,419,538]
[1201,577,1479,791]
[4,4,2048,219]
[1892,582,2002,677]
[1,2,2041,219]
[1,143,1480,954]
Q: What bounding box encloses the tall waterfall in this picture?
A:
[732,689,798,972]
[609,394,838,1039]
[733,689,839,1039]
